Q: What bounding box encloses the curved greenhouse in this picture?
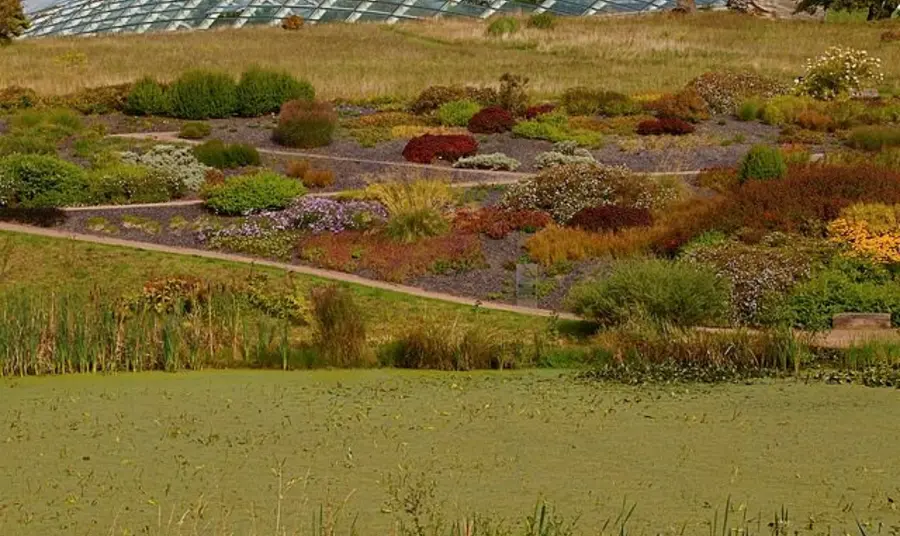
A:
[24,0,723,38]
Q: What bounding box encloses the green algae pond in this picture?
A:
[1,371,898,536]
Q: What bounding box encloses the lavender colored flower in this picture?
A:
[200,197,387,242]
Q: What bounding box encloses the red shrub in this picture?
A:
[525,104,556,120]
[636,117,695,136]
[567,205,653,232]
[454,207,552,239]
[718,164,900,235]
[654,164,900,253]
[646,89,709,122]
[298,230,483,282]
[402,134,479,164]
[467,106,517,134]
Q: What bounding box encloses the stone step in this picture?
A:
[832,313,892,330]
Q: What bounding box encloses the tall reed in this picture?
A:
[0,289,297,376]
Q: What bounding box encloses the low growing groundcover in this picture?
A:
[1,371,898,535]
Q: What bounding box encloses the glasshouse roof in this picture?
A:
[24,0,724,38]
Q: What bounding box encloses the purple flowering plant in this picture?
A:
[201,197,387,242]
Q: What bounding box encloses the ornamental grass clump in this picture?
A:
[796,46,883,101]
[738,145,786,183]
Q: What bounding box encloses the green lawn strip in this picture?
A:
[0,231,564,341]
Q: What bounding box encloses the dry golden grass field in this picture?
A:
[3,12,900,99]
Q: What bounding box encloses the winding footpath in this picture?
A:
[0,221,577,320]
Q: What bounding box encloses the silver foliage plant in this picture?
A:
[119,144,211,192]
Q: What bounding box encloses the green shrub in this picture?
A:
[166,70,238,120]
[527,12,555,29]
[87,163,183,204]
[126,77,169,116]
[846,126,900,151]
[775,257,900,330]
[0,154,90,208]
[560,87,640,117]
[235,67,315,117]
[682,237,833,325]
[310,285,373,367]
[738,145,786,183]
[486,16,519,37]
[273,100,337,148]
[178,121,212,140]
[386,208,449,243]
[737,99,762,121]
[436,99,481,127]
[512,112,602,147]
[203,171,305,215]
[192,140,261,169]
[566,258,730,327]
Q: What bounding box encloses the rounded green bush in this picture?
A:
[236,68,315,117]
[126,77,169,116]
[736,99,762,122]
[436,99,481,127]
[486,16,520,37]
[178,121,212,140]
[167,70,238,120]
[566,258,730,327]
[0,154,90,208]
[738,145,787,183]
[203,171,305,215]
[273,100,337,149]
[87,163,182,204]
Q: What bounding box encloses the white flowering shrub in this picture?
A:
[500,163,671,223]
[119,144,211,192]
[453,153,521,171]
[797,47,884,101]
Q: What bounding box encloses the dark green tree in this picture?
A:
[0,0,29,44]
[795,0,899,20]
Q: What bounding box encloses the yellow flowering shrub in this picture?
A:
[828,203,900,263]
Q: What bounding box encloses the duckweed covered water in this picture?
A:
[1,371,898,535]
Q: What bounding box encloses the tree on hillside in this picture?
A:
[795,0,899,20]
[0,0,29,44]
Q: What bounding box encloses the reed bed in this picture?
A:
[0,289,297,376]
